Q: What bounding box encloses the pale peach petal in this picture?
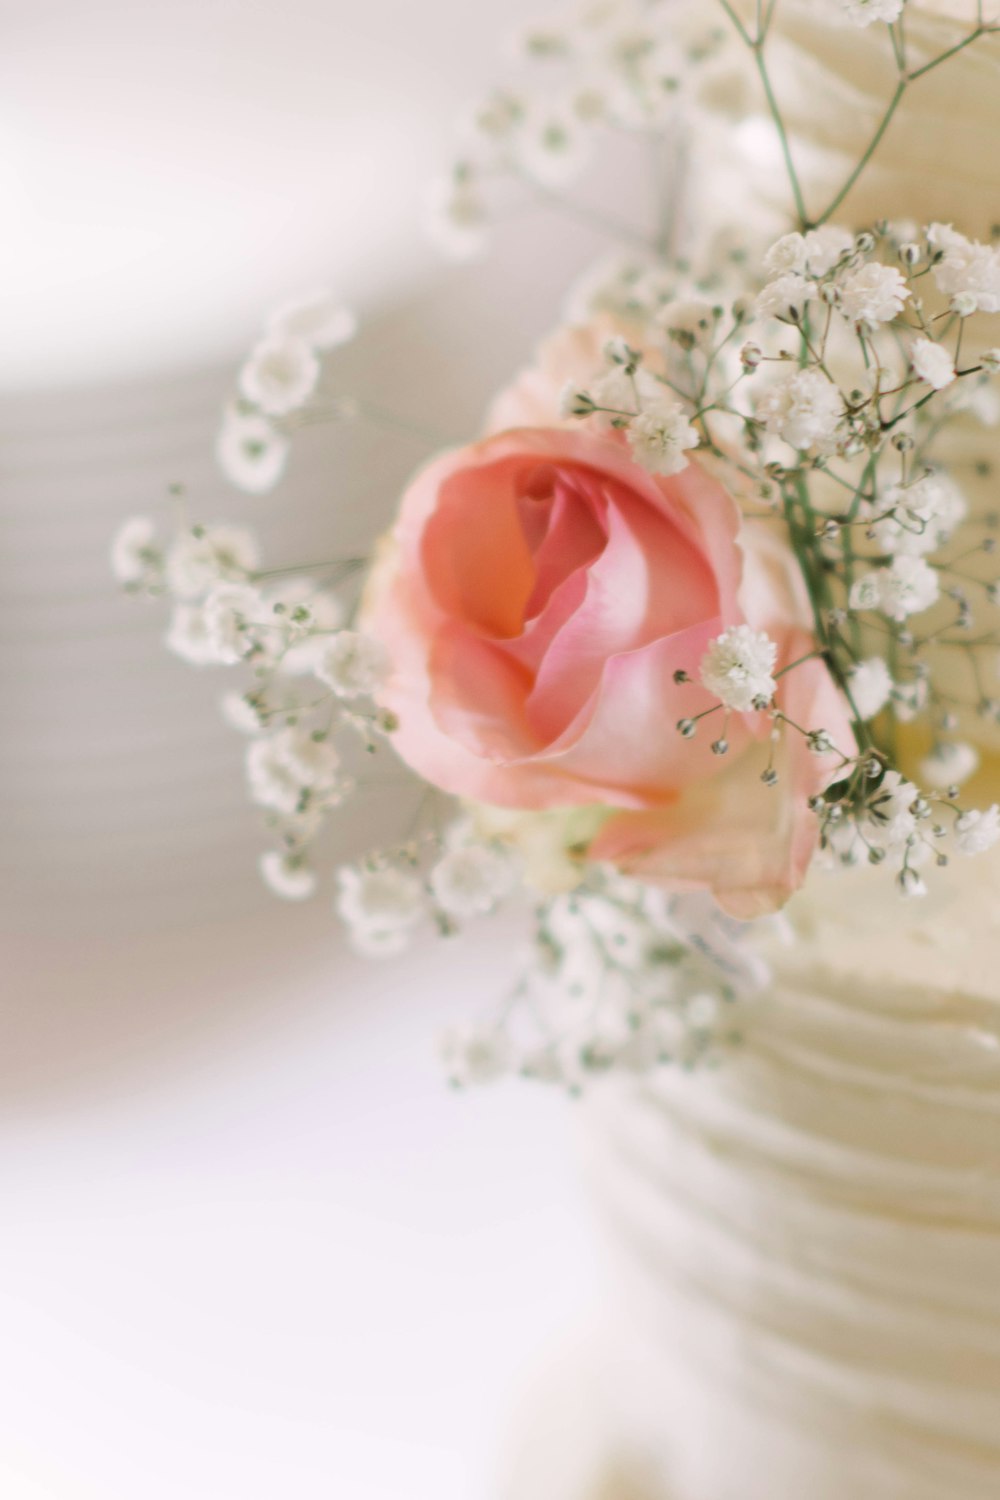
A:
[421,459,536,638]
[428,625,536,762]
[504,567,589,678]
[519,469,606,618]
[537,618,751,803]
[589,639,856,916]
[525,474,720,742]
[738,518,814,636]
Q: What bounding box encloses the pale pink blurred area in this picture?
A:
[0,2,626,1494]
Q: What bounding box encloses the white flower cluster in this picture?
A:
[699,625,777,713]
[336,829,516,957]
[756,366,843,452]
[849,555,941,623]
[217,288,356,493]
[567,248,744,331]
[560,335,699,474]
[823,771,1000,897]
[927,224,1000,317]
[833,0,904,31]
[425,0,724,259]
[111,507,399,909]
[439,878,763,1091]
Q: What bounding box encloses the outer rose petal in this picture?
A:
[589,635,856,917]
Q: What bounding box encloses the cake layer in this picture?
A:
[581,852,1000,1499]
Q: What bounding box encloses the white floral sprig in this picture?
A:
[216,288,356,494]
[439,875,761,1092]
[557,210,1000,901]
[111,501,398,904]
[424,0,729,261]
[336,821,518,956]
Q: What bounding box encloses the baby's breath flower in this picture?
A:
[350,926,412,957]
[849,559,939,621]
[220,691,265,735]
[868,770,921,848]
[238,336,320,417]
[847,657,893,720]
[259,851,317,901]
[656,298,717,349]
[868,473,966,556]
[336,863,425,945]
[835,0,903,26]
[464,88,526,143]
[929,225,1000,314]
[558,382,594,418]
[920,741,979,790]
[909,337,955,390]
[755,272,810,321]
[762,232,806,279]
[423,171,489,260]
[202,582,264,664]
[216,409,289,495]
[626,402,698,475]
[439,1024,512,1086]
[893,676,929,722]
[981,349,1000,374]
[955,805,1000,856]
[959,379,1000,427]
[266,580,345,677]
[897,866,928,898]
[165,525,260,601]
[165,603,219,665]
[756,367,842,450]
[700,625,777,712]
[589,362,660,421]
[517,103,592,187]
[246,727,342,815]
[802,224,854,276]
[266,289,356,350]
[838,262,909,324]
[111,516,162,588]
[429,843,515,918]
[315,630,388,699]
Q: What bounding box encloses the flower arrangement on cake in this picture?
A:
[114,0,1000,1095]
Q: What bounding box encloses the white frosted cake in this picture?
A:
[577,850,1000,1498]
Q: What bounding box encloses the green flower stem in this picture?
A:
[907,23,1000,83]
[751,44,809,228]
[252,556,367,582]
[813,80,906,227]
[774,650,821,679]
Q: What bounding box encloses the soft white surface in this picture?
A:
[579,857,1000,1500]
[1,916,599,1500]
[0,0,545,388]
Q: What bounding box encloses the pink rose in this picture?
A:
[367,424,853,918]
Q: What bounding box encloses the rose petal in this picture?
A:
[590,637,856,915]
[536,618,750,803]
[525,475,719,742]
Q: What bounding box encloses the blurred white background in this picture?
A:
[0,2,639,1495]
